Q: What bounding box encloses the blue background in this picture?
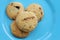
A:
[0,0,60,40]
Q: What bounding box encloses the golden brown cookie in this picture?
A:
[6,2,24,20]
[11,21,29,38]
[16,11,38,32]
[27,4,44,21]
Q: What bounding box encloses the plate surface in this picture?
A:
[0,0,59,40]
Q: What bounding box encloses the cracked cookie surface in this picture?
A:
[16,11,38,32]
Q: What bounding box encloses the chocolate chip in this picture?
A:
[25,10,27,11]
[41,12,43,15]
[31,16,35,19]
[39,7,41,10]
[14,6,20,9]
[11,3,13,6]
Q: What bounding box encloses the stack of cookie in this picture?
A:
[6,2,44,38]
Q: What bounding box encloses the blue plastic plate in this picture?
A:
[0,0,60,40]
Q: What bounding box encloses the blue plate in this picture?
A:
[0,0,60,40]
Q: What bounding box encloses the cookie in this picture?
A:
[11,21,29,38]
[6,2,24,20]
[26,4,44,21]
[16,11,38,32]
